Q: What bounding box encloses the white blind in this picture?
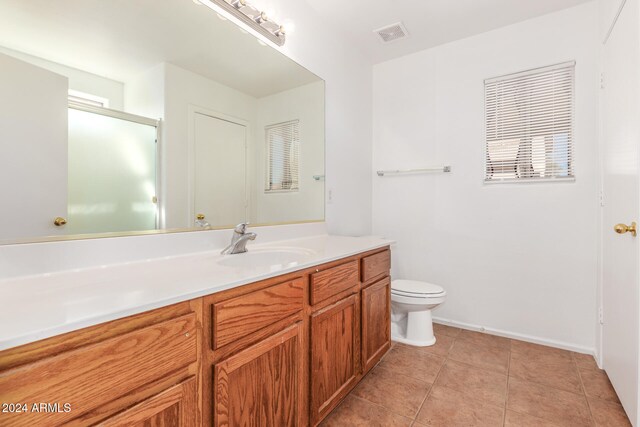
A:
[265,120,300,192]
[485,62,575,182]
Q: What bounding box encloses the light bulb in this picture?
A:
[281,20,295,34]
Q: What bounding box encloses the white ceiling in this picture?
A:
[0,0,321,98]
[304,0,594,64]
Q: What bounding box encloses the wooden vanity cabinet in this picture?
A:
[310,293,360,425]
[213,323,304,427]
[99,377,198,427]
[0,301,202,427]
[0,246,391,427]
[361,276,391,374]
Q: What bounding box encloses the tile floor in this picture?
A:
[320,324,631,427]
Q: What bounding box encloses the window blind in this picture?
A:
[265,120,300,192]
[484,61,575,182]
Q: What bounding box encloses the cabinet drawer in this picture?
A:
[212,278,304,349]
[310,260,359,305]
[361,250,390,283]
[0,313,197,426]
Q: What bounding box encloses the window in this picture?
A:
[68,89,109,108]
[265,120,299,192]
[484,62,575,182]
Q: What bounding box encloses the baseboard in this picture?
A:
[432,316,597,358]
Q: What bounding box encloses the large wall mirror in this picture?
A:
[0,0,325,244]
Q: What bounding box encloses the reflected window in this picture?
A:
[265,120,299,192]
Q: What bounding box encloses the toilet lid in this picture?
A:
[391,279,444,296]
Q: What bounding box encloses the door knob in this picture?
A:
[53,217,67,227]
[614,222,637,237]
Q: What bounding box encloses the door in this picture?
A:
[67,108,158,235]
[362,277,391,374]
[310,294,359,425]
[0,53,68,240]
[213,323,304,427]
[193,113,248,228]
[99,377,197,426]
[601,0,640,424]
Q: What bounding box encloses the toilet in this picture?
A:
[391,279,446,347]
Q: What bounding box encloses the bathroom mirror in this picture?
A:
[0,0,325,244]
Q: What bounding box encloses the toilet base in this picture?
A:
[391,334,437,347]
[390,306,437,347]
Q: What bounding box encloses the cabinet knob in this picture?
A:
[53,217,67,227]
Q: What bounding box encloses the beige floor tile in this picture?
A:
[510,340,573,361]
[416,385,504,426]
[379,344,445,383]
[435,360,508,406]
[509,351,582,394]
[396,333,456,358]
[448,338,510,375]
[507,377,592,426]
[320,395,413,427]
[433,323,462,338]
[573,352,599,371]
[580,369,620,403]
[457,329,511,351]
[504,410,562,426]
[352,365,431,418]
[588,397,631,427]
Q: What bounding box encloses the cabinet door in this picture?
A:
[362,277,391,374]
[99,377,197,426]
[214,323,304,427]
[310,294,359,425]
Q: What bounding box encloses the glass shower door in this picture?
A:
[67,108,158,235]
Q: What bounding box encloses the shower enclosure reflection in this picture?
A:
[67,106,158,235]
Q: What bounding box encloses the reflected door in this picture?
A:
[67,108,158,234]
[193,113,248,228]
[0,53,68,240]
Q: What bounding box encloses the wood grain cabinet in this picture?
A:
[213,323,304,427]
[361,277,391,374]
[99,377,198,427]
[310,294,360,425]
[0,246,392,427]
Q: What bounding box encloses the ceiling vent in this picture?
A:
[374,22,409,43]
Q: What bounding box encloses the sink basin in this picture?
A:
[217,247,317,270]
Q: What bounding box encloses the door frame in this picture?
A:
[187,105,251,227]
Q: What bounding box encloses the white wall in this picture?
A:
[265,0,373,236]
[372,2,600,351]
[255,81,325,224]
[0,46,125,110]
[124,64,165,120]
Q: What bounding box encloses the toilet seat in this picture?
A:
[391,280,445,298]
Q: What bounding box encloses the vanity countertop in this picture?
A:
[0,234,393,351]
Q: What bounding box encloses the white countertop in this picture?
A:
[0,234,393,351]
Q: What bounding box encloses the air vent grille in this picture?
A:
[374,22,409,43]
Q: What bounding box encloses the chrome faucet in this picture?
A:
[221,223,257,255]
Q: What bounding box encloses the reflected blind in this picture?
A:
[266,120,300,192]
[485,61,575,182]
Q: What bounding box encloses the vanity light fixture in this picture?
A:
[198,0,286,46]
